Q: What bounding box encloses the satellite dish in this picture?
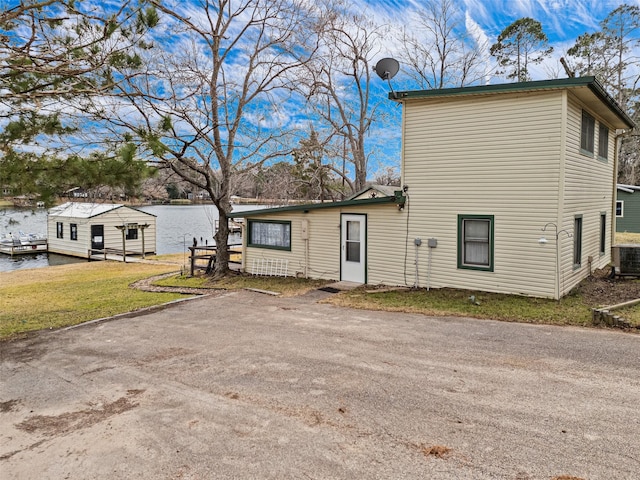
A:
[374,58,399,81]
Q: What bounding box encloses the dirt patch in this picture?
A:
[574,268,640,307]
[16,390,144,437]
[0,399,20,413]
[551,476,585,480]
[421,444,452,459]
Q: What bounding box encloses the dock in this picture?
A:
[0,233,48,256]
[0,242,48,255]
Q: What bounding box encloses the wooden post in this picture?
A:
[140,224,149,259]
[115,225,127,263]
[190,246,195,276]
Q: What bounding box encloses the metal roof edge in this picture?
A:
[392,76,635,129]
[392,77,597,100]
[86,205,157,219]
[232,193,405,217]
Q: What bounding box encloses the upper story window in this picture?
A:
[598,124,609,160]
[56,222,63,239]
[457,215,494,271]
[616,201,624,217]
[581,110,595,155]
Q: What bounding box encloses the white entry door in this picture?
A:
[341,214,366,283]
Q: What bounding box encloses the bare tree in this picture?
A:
[297,4,386,193]
[91,0,321,277]
[397,0,485,89]
[566,5,640,184]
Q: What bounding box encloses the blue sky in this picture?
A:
[363,0,639,176]
[6,0,637,183]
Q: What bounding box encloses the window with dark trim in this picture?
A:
[247,220,291,250]
[126,227,138,240]
[70,223,78,241]
[616,200,623,217]
[56,222,63,239]
[600,213,606,255]
[598,124,609,160]
[574,216,583,267]
[581,110,595,155]
[457,215,494,271]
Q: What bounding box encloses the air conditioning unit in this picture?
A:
[611,244,640,276]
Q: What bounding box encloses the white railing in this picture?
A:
[251,258,289,277]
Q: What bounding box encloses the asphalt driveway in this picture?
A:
[1,289,639,479]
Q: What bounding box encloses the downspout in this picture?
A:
[555,91,568,300]
[611,132,624,250]
[241,221,246,273]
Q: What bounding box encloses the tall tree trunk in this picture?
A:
[212,193,231,278]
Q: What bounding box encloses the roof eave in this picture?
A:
[233,192,406,217]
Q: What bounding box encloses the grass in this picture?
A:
[0,261,186,339]
[327,287,596,327]
[615,231,640,244]
[155,272,331,297]
[4,242,639,340]
[613,302,640,325]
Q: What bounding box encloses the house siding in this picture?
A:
[243,203,405,283]
[401,91,564,297]
[560,94,616,295]
[616,190,640,233]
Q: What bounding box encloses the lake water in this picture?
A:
[0,204,265,272]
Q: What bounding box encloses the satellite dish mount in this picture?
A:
[374,58,400,98]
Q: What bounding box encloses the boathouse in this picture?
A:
[47,202,156,259]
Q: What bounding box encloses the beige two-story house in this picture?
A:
[235,77,634,299]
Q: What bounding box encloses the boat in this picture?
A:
[0,231,48,255]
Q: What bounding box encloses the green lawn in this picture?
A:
[328,287,597,327]
[0,261,186,339]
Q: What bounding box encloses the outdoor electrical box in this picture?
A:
[428,238,438,248]
[301,219,309,240]
[414,237,422,246]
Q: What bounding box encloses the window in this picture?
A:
[247,220,291,250]
[126,227,138,240]
[70,223,78,241]
[616,200,624,217]
[574,216,583,267]
[56,222,63,239]
[457,215,494,271]
[600,213,606,255]
[581,110,595,155]
[598,124,609,160]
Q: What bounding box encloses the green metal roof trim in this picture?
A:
[392,76,635,129]
[233,192,406,217]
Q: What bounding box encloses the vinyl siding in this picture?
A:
[560,94,616,295]
[615,191,640,233]
[243,203,406,283]
[401,91,564,297]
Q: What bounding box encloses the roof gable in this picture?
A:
[48,202,155,219]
